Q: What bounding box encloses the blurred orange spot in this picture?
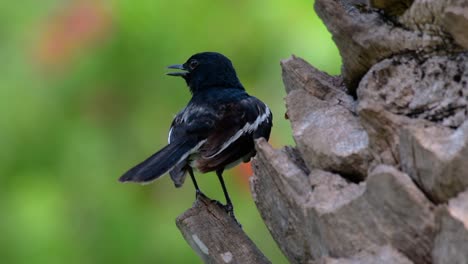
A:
[233,162,253,190]
[232,137,278,191]
[34,0,111,67]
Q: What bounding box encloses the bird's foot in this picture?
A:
[208,200,242,228]
[224,203,242,228]
[224,203,234,216]
[211,200,242,227]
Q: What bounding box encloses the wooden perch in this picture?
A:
[176,194,271,264]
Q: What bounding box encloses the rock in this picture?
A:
[400,120,468,203]
[433,189,468,264]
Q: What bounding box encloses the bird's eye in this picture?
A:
[189,60,199,70]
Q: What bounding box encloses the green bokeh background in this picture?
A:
[0,0,341,263]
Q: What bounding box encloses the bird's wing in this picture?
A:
[120,106,218,184]
[168,104,218,144]
[199,96,272,159]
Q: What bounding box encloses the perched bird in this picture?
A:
[119,52,272,218]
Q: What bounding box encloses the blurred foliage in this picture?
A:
[0,0,341,263]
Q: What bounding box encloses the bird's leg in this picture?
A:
[216,169,238,221]
[188,167,203,198]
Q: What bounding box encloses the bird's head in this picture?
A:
[167,52,244,93]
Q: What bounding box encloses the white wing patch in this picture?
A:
[168,127,173,144]
[177,139,207,166]
[205,105,271,159]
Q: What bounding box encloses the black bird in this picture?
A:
[119,52,272,218]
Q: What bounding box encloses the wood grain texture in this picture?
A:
[314,0,463,94]
[176,194,270,264]
[282,56,370,180]
[433,190,468,263]
[251,140,436,263]
[312,245,414,264]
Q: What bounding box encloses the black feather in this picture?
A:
[119,138,199,183]
[169,162,188,188]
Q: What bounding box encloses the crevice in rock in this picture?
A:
[283,146,310,176]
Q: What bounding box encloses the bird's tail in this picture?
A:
[119,138,199,184]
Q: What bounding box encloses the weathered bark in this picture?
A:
[249,0,468,263]
[176,194,270,264]
[285,83,370,180]
[368,0,414,16]
[251,140,435,263]
[312,245,414,264]
[281,56,370,181]
[314,0,464,94]
[443,4,468,49]
[433,190,468,263]
[400,121,468,203]
[358,53,468,128]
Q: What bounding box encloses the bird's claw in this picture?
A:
[223,203,242,228]
[224,203,233,213]
[206,198,242,227]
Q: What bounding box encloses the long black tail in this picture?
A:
[119,139,199,183]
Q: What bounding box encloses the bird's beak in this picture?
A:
[166,64,189,77]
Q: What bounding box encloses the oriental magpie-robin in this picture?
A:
[119,52,272,218]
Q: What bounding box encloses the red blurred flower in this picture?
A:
[232,137,278,191]
[34,0,111,67]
